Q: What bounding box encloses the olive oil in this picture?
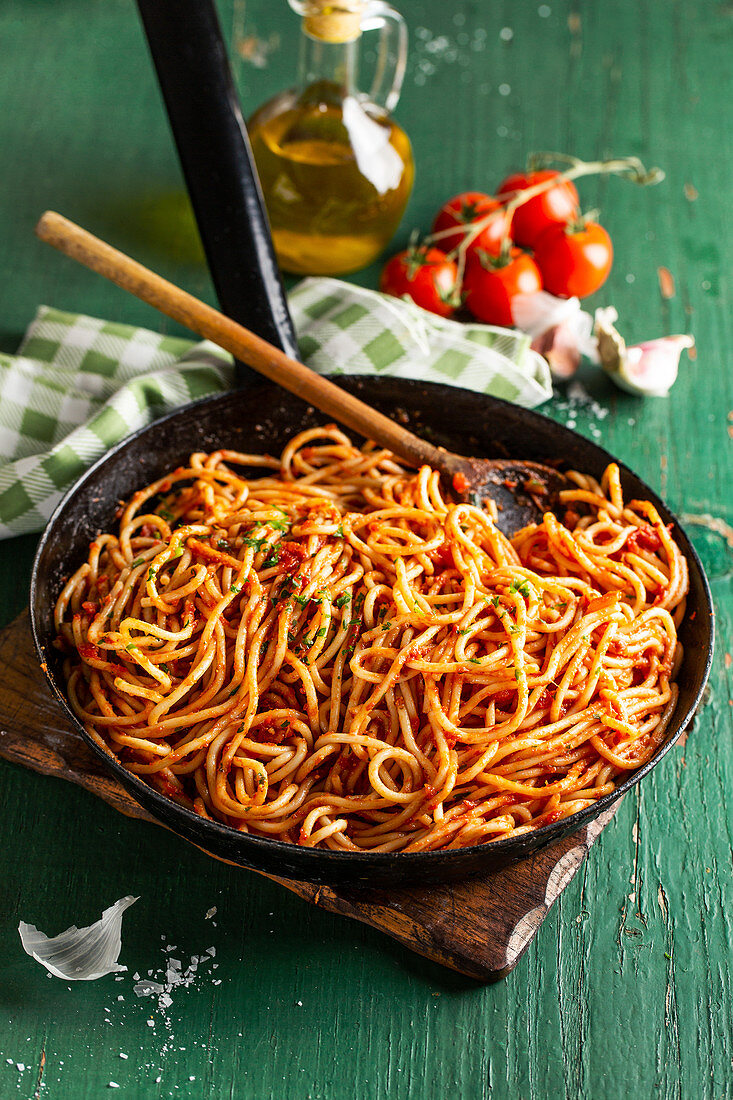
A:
[248,1,413,275]
[249,93,413,274]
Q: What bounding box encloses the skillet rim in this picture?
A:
[29,380,715,882]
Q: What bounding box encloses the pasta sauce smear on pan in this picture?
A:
[54,428,688,852]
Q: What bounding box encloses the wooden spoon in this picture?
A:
[35,211,568,534]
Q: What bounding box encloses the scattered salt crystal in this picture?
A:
[498,83,511,96]
[117,996,124,1002]
[160,994,173,1010]
[134,980,165,997]
[109,1083,119,1089]
[626,274,635,284]
[207,947,216,957]
[16,1063,25,1072]
[155,1076,162,1084]
[296,1001,303,1007]
[205,908,217,920]
[499,27,514,40]
[538,5,552,16]
[189,1076,196,1082]
[146,1020,155,1028]
[132,972,140,981]
[119,1053,128,1060]
[6,1058,12,1065]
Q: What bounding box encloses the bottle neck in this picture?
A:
[297,28,360,100]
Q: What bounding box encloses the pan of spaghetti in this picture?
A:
[30,378,714,885]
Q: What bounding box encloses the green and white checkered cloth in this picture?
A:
[0,277,551,538]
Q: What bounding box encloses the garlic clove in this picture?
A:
[513,291,598,379]
[596,306,695,396]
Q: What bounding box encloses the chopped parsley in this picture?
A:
[262,546,281,569]
[242,534,266,550]
[334,593,351,608]
[268,517,290,532]
[230,583,242,594]
[509,579,532,600]
[147,566,157,582]
[130,556,145,568]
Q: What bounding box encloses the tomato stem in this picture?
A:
[423,154,664,295]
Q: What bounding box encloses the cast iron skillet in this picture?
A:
[30,378,714,886]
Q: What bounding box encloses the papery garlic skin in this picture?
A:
[512,291,597,379]
[595,308,694,396]
[18,896,139,981]
[614,336,696,396]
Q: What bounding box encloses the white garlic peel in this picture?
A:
[595,308,694,396]
[18,896,139,980]
[512,291,599,379]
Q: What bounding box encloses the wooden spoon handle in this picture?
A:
[35,211,448,472]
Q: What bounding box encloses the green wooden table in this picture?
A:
[1,1,731,1097]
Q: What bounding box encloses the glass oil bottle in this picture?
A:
[248,0,414,275]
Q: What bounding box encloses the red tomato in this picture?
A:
[464,249,542,327]
[496,170,579,249]
[379,247,459,318]
[431,192,509,258]
[533,221,613,298]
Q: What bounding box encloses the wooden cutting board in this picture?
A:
[0,610,618,982]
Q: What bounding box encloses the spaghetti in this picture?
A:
[54,427,688,852]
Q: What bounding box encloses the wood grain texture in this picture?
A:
[0,610,616,983]
[0,0,730,1097]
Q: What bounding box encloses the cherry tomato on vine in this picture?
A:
[533,220,614,298]
[464,248,543,327]
[379,246,459,318]
[431,192,510,258]
[496,170,580,249]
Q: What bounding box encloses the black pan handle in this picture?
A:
[135,0,299,370]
